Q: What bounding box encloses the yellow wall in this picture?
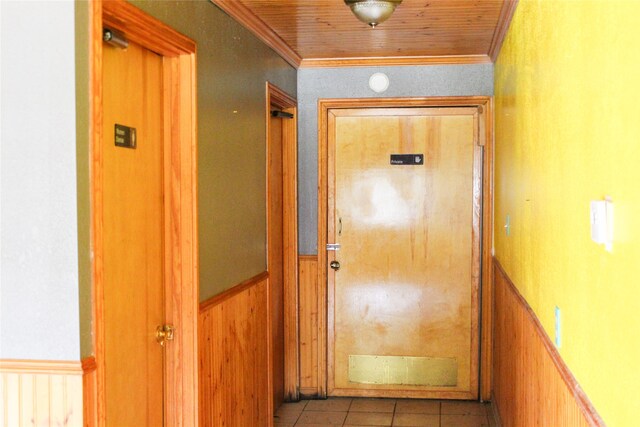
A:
[494,1,640,425]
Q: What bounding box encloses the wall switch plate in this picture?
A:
[590,198,614,252]
[505,214,510,236]
[555,306,561,348]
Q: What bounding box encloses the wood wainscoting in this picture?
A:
[198,272,270,426]
[493,260,605,426]
[299,255,321,397]
[0,359,84,426]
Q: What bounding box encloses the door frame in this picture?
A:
[89,1,198,426]
[266,83,299,403]
[317,97,494,401]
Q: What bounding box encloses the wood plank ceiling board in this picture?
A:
[211,0,517,68]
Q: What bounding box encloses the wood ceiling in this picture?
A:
[211,0,517,68]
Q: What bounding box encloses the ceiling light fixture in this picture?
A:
[344,0,403,28]
[369,73,390,93]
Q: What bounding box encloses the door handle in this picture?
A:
[330,260,341,271]
[156,324,175,346]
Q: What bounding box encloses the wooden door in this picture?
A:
[268,111,285,412]
[102,39,165,425]
[328,107,482,399]
[266,82,299,407]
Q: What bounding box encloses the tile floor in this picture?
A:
[274,397,498,427]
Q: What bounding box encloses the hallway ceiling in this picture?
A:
[211,0,517,68]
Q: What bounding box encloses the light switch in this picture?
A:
[590,198,613,252]
[505,214,510,236]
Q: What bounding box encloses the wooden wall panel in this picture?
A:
[493,260,605,426]
[298,255,320,396]
[199,272,270,426]
[0,360,83,427]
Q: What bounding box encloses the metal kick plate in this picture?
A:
[348,355,458,387]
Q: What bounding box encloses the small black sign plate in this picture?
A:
[114,124,136,149]
[390,154,424,165]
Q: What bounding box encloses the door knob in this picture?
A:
[330,260,341,271]
[156,324,175,346]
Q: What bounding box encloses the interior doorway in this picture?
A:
[317,97,494,401]
[266,82,299,413]
[90,2,198,425]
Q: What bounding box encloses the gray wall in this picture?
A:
[131,1,297,304]
[1,1,80,360]
[297,65,494,254]
[2,0,296,359]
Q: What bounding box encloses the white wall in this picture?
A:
[0,0,80,360]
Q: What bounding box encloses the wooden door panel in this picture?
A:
[103,40,164,426]
[329,108,480,398]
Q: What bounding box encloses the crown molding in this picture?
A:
[488,0,520,62]
[211,0,302,68]
[300,55,492,68]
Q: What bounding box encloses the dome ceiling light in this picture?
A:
[344,0,403,28]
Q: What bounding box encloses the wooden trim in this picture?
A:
[283,100,300,402]
[89,1,106,424]
[330,107,478,117]
[210,0,302,68]
[325,110,336,396]
[266,82,299,403]
[81,356,97,373]
[300,54,492,68]
[90,2,198,426]
[318,97,494,110]
[161,49,199,427]
[82,357,98,427]
[488,0,519,62]
[317,96,494,400]
[199,272,269,312]
[470,118,484,399]
[267,82,297,109]
[317,105,330,398]
[493,259,605,426]
[479,98,495,401]
[0,359,83,375]
[102,0,195,56]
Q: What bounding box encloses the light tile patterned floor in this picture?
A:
[274,397,498,427]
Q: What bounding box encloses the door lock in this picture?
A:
[156,324,175,346]
[330,260,341,271]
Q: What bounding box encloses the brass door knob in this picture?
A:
[330,260,341,271]
[156,324,175,346]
